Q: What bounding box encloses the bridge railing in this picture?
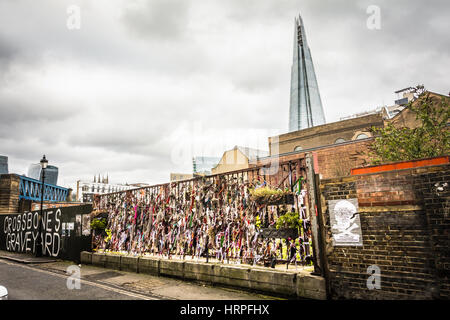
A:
[19,175,69,202]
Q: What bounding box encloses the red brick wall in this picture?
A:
[313,140,372,179]
[355,169,418,207]
[31,202,83,211]
[255,139,373,180]
[319,163,450,299]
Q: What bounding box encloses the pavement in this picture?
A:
[0,251,58,264]
[0,251,284,300]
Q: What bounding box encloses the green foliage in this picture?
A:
[249,187,292,205]
[104,229,112,242]
[249,187,285,197]
[275,211,300,230]
[368,85,450,164]
[91,217,107,230]
[255,215,261,229]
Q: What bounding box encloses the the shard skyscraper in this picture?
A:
[289,15,326,132]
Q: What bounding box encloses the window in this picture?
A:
[294,146,303,151]
[355,133,369,140]
[335,138,346,144]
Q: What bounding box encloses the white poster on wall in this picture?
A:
[328,198,363,246]
[82,215,91,236]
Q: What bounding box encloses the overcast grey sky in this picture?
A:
[0,0,448,190]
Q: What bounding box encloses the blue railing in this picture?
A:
[19,175,69,202]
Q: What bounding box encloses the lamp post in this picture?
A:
[35,155,48,257]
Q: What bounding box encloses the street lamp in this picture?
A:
[40,155,48,170]
[35,155,48,257]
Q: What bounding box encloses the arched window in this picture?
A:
[355,133,369,140]
[294,146,303,152]
[335,138,346,144]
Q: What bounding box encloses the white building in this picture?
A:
[76,174,137,203]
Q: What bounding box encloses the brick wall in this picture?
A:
[313,140,372,179]
[0,174,20,214]
[416,166,450,298]
[269,113,383,154]
[319,163,450,299]
[254,139,372,180]
[30,201,84,211]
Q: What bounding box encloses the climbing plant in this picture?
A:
[368,85,450,165]
[90,217,107,230]
[275,211,300,230]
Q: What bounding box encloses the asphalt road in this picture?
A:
[0,258,279,300]
[0,259,148,300]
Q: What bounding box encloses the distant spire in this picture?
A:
[289,14,326,132]
[94,175,96,183]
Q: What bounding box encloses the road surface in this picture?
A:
[0,258,282,300]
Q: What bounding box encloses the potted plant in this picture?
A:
[249,187,295,205]
[274,211,300,238]
[90,217,108,237]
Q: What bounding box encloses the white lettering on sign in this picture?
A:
[2,212,61,257]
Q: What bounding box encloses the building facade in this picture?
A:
[271,112,382,155]
[192,156,221,175]
[170,173,194,182]
[0,156,7,175]
[272,89,422,156]
[263,90,448,179]
[211,146,269,175]
[76,175,136,203]
[27,164,59,185]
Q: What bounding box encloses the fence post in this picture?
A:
[305,154,322,275]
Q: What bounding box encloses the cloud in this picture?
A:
[121,0,192,41]
[0,35,18,72]
[0,0,448,191]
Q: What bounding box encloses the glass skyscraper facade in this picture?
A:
[0,156,8,174]
[192,156,221,175]
[289,15,326,132]
[27,164,59,185]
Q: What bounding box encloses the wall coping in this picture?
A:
[350,156,449,175]
[84,251,325,299]
[321,162,449,185]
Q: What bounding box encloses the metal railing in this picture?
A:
[92,157,315,267]
[19,175,69,202]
